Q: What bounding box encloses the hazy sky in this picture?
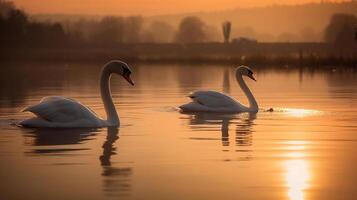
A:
[13,0,345,15]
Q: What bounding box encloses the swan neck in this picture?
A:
[100,66,119,126]
[236,73,258,112]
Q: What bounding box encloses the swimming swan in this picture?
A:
[19,60,134,128]
[179,66,258,113]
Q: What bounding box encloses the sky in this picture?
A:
[12,0,346,16]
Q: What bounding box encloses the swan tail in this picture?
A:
[21,98,86,123]
[179,102,212,112]
[18,117,53,128]
[22,105,33,112]
[179,102,243,113]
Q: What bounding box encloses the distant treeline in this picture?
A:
[0,0,214,46]
[1,0,357,47]
[0,1,68,47]
[32,1,357,43]
[0,0,357,66]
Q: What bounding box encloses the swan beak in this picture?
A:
[124,74,135,86]
[248,74,257,81]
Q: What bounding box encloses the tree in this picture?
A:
[0,0,15,16]
[175,16,208,43]
[124,16,143,43]
[0,1,71,47]
[324,13,357,46]
[93,16,124,45]
[25,22,67,46]
[3,8,27,45]
[222,21,231,43]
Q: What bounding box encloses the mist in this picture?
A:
[27,1,357,43]
[1,0,357,65]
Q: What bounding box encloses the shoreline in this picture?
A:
[1,42,357,66]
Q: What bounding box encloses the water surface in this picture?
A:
[0,62,356,200]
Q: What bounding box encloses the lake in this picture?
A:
[0,62,356,200]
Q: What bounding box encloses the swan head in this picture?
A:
[237,66,256,81]
[106,60,134,85]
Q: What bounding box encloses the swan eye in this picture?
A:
[122,66,131,75]
[247,70,253,75]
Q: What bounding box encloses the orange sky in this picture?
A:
[12,0,345,15]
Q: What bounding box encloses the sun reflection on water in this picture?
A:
[285,108,321,118]
[284,142,311,200]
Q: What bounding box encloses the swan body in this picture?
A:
[180,66,258,113]
[19,60,134,128]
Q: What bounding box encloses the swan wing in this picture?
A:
[22,96,99,123]
[188,90,240,108]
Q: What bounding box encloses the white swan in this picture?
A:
[179,66,258,113]
[19,60,134,128]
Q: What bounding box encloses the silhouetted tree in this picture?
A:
[70,19,98,43]
[26,22,45,45]
[124,16,143,43]
[0,8,27,46]
[0,1,69,47]
[0,0,14,16]
[324,13,357,46]
[64,16,143,44]
[93,16,124,45]
[175,16,208,43]
[222,21,231,43]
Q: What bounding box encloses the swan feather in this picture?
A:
[180,90,244,113]
[22,96,100,123]
[189,90,241,107]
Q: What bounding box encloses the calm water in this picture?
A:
[0,62,356,200]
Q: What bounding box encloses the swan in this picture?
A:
[19,60,134,128]
[179,66,258,113]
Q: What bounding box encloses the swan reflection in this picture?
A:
[22,127,133,197]
[100,127,132,197]
[222,68,231,94]
[235,113,256,147]
[184,112,256,147]
[22,128,98,155]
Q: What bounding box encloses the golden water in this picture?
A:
[0,62,356,199]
